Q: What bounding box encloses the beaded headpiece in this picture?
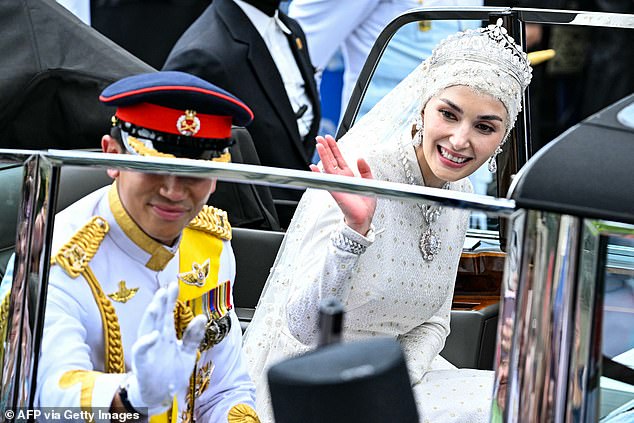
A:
[418,18,533,138]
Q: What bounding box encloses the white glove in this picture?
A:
[125,281,207,415]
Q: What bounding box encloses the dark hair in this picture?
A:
[109,126,126,151]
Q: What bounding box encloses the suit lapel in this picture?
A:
[280,13,321,140]
[217,0,308,162]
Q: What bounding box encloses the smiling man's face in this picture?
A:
[102,135,216,245]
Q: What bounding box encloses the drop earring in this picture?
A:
[412,114,423,147]
[488,145,503,173]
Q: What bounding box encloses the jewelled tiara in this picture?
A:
[416,19,533,139]
[429,19,532,91]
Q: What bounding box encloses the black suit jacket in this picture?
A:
[209,127,281,231]
[163,0,321,189]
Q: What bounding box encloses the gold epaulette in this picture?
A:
[52,216,109,278]
[188,205,232,241]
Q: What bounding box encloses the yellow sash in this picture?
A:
[149,402,178,423]
[178,226,223,301]
[150,227,223,423]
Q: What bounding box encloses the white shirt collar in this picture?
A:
[233,0,290,39]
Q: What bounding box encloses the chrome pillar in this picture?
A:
[493,210,588,422]
[0,155,57,411]
[563,221,604,422]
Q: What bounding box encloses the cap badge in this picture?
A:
[177,110,201,136]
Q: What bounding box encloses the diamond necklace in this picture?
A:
[397,137,450,261]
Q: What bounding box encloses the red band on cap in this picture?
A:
[115,103,232,138]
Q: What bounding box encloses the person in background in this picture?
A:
[0,71,259,422]
[288,0,483,115]
[163,0,321,221]
[243,20,532,422]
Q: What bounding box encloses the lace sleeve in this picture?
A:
[285,193,375,346]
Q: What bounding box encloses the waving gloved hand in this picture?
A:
[125,281,207,415]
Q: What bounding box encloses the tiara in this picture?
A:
[428,18,532,91]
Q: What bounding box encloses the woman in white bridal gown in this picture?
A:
[243,19,533,423]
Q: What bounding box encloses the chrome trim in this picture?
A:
[0,155,55,410]
[494,211,581,422]
[491,12,530,248]
[516,8,634,28]
[39,149,517,216]
[565,220,604,422]
[27,157,58,406]
[492,209,526,422]
[0,150,41,163]
[0,152,630,417]
[493,213,631,422]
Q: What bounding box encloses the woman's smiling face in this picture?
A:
[418,85,508,188]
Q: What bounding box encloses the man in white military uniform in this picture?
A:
[1,71,260,422]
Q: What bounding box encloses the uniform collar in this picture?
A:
[106,183,177,271]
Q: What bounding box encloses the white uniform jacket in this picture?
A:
[4,184,257,422]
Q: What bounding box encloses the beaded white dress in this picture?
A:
[242,128,494,422]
